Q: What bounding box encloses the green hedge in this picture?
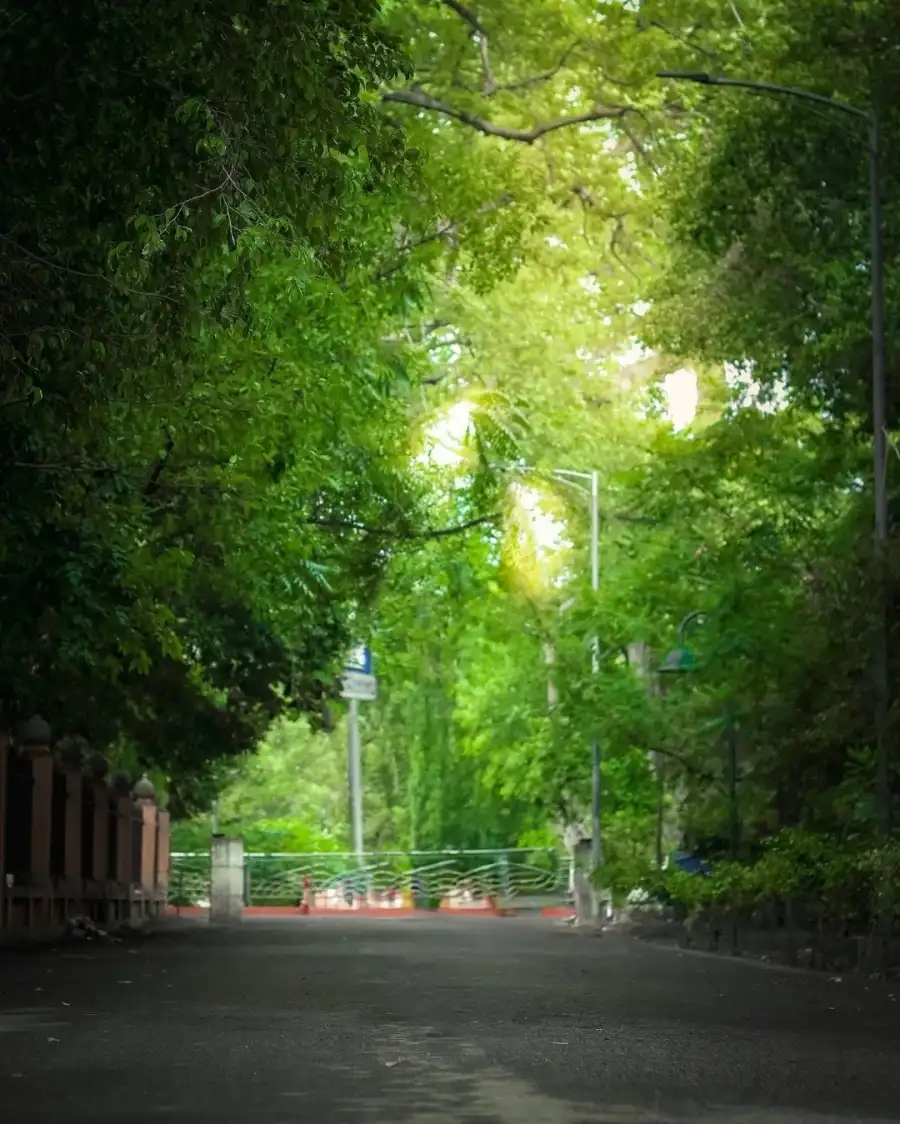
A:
[615,830,900,927]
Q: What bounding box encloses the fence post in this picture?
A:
[210,836,244,924]
[500,852,511,905]
[243,860,252,907]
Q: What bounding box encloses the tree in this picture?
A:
[646,0,900,424]
[0,0,446,807]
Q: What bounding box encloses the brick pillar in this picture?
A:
[116,796,132,886]
[29,750,53,883]
[18,717,53,918]
[91,784,109,883]
[0,733,9,928]
[64,770,83,881]
[156,810,171,897]
[139,802,156,890]
[0,734,8,889]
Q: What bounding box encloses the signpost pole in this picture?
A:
[348,698,364,866]
[341,646,376,888]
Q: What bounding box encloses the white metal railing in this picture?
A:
[168,848,569,909]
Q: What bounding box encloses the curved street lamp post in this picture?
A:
[659,612,739,863]
[658,72,889,835]
[525,467,603,879]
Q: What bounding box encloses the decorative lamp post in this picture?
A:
[658,612,739,862]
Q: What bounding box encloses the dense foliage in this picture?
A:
[7,0,900,929]
[0,0,451,812]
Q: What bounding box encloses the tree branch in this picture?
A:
[488,41,583,96]
[646,19,719,61]
[440,0,495,94]
[419,514,498,539]
[303,513,498,539]
[6,460,118,474]
[371,194,516,282]
[440,2,581,100]
[382,86,630,144]
[650,745,718,785]
[0,394,36,412]
[144,432,175,496]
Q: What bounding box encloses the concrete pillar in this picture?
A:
[209,836,244,924]
[64,770,83,881]
[572,839,596,930]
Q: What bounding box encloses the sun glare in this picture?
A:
[421,400,474,466]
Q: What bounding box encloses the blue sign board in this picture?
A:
[345,645,372,675]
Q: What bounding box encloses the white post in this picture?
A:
[572,839,595,929]
[209,836,244,924]
[348,698,364,865]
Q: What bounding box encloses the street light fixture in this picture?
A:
[658,70,889,836]
[517,465,602,878]
[658,610,707,675]
[657,609,739,862]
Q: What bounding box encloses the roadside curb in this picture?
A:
[633,932,885,978]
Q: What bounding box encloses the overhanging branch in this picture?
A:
[303,513,499,540]
[382,86,629,144]
[650,745,718,784]
[442,0,487,37]
[488,41,583,96]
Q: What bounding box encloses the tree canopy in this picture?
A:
[7,0,900,924]
[2,0,441,811]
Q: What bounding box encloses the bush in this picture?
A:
[640,830,900,932]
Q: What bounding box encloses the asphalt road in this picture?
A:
[1,915,899,1123]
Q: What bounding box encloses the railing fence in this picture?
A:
[169,848,571,910]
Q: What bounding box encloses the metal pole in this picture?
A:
[590,469,600,606]
[725,709,740,951]
[590,470,602,874]
[726,711,739,861]
[348,698,364,863]
[870,112,891,837]
[211,799,219,836]
[658,70,891,836]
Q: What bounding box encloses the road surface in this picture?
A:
[1,915,899,1122]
